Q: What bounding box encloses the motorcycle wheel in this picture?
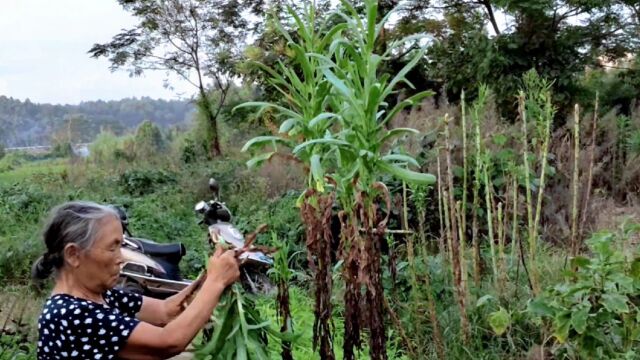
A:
[121,280,144,296]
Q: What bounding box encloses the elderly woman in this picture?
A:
[32,201,240,359]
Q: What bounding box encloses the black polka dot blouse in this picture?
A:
[37,288,143,359]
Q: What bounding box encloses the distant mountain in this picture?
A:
[0,96,196,147]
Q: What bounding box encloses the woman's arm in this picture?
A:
[137,273,207,326]
[118,248,239,359]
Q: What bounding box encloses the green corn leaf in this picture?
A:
[233,102,301,121]
[310,154,324,182]
[383,46,427,99]
[241,136,289,152]
[309,113,340,129]
[246,152,275,169]
[279,119,297,133]
[378,161,436,185]
[289,5,311,44]
[375,3,401,39]
[235,331,247,360]
[322,68,352,98]
[290,43,313,85]
[381,154,420,167]
[319,23,348,50]
[380,127,420,145]
[274,11,294,43]
[381,91,435,126]
[292,138,350,155]
[196,299,237,356]
[366,0,377,50]
[245,320,271,330]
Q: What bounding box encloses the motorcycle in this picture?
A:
[115,178,274,298]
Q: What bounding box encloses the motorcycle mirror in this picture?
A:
[194,201,208,213]
[208,178,220,196]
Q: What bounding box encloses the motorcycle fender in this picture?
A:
[121,247,166,274]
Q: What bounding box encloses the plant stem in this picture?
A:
[482,160,498,288]
[519,93,538,294]
[444,114,469,343]
[579,93,598,243]
[570,104,580,256]
[436,152,447,262]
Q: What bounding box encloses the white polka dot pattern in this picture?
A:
[36,288,143,359]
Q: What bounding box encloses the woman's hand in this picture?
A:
[206,246,240,290]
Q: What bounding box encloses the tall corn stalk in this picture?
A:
[240,1,436,358]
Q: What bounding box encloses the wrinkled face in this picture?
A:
[76,216,124,292]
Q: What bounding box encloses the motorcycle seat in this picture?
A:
[128,237,186,259]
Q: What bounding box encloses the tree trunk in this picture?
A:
[198,87,221,157]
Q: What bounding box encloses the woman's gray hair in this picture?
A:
[32,201,120,281]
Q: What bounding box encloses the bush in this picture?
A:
[118,168,177,196]
[528,225,640,359]
[90,131,124,165]
[0,143,5,160]
[50,141,73,158]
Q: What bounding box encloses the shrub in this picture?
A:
[118,168,177,196]
[528,225,640,359]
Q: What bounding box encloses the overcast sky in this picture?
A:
[0,0,193,105]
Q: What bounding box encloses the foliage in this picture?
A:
[0,143,5,161]
[0,334,36,359]
[118,168,177,196]
[134,120,165,160]
[90,131,134,165]
[528,226,640,359]
[390,0,640,115]
[88,0,257,156]
[195,285,278,360]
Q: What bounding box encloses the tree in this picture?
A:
[89,0,252,157]
[134,120,165,160]
[365,0,640,115]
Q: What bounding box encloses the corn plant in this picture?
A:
[196,284,285,360]
[239,0,436,358]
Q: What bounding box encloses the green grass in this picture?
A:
[0,158,67,184]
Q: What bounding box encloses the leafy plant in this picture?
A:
[195,285,281,360]
[528,227,640,359]
[118,169,177,196]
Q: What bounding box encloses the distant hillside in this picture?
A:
[0,96,195,147]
